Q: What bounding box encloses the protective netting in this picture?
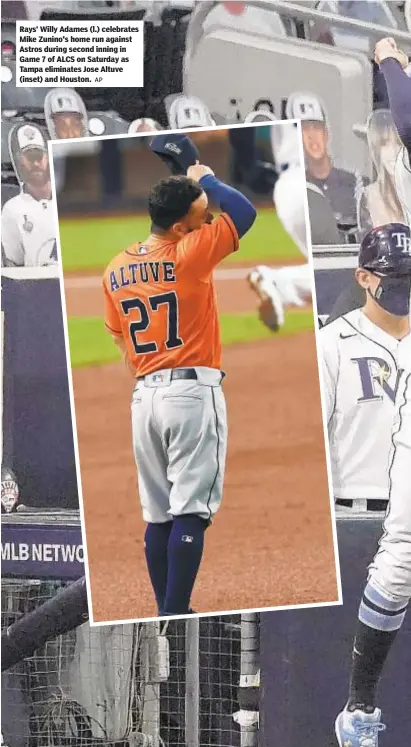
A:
[1,581,243,747]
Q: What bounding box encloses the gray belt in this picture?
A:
[137,368,198,382]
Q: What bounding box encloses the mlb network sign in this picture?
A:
[1,542,83,563]
[1,523,84,580]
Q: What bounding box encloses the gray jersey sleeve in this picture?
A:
[1,202,24,267]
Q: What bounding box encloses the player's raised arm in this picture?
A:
[188,164,257,238]
[375,38,411,153]
[179,164,257,277]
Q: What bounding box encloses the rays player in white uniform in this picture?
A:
[1,123,57,267]
[248,118,312,329]
[330,224,411,746]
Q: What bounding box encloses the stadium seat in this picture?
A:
[183,28,374,178]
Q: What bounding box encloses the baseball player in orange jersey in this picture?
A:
[103,162,256,616]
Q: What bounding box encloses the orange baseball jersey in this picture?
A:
[103,213,239,377]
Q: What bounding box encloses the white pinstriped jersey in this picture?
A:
[1,191,57,267]
[319,309,410,501]
[395,146,411,227]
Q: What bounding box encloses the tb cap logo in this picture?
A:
[392,232,411,254]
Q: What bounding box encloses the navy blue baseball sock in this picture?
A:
[144,521,173,612]
[163,515,206,615]
[347,582,407,710]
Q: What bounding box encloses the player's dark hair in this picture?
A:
[148,176,203,232]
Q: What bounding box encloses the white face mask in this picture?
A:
[379,143,400,177]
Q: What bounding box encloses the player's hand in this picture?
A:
[374,37,409,69]
[187,162,215,182]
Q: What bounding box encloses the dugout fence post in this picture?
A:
[234,613,260,747]
[185,616,200,747]
[141,621,163,747]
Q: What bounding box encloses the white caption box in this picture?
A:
[16,20,144,88]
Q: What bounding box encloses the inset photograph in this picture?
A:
[53,121,340,622]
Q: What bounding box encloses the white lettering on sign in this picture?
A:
[1,542,84,562]
[16,21,144,87]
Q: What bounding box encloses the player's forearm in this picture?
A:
[380,59,411,151]
[199,174,257,238]
[112,335,136,378]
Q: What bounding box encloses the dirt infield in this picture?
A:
[68,272,338,622]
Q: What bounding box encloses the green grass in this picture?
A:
[68,310,314,369]
[59,209,300,272]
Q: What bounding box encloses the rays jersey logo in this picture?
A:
[352,357,403,403]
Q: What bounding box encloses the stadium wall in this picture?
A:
[260,513,411,746]
[1,269,78,509]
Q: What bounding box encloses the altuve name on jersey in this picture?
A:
[110,261,176,292]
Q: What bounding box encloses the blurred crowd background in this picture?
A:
[1,0,411,267]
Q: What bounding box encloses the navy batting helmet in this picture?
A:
[359,223,411,275]
[150,133,200,176]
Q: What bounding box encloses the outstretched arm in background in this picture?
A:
[375,38,411,153]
